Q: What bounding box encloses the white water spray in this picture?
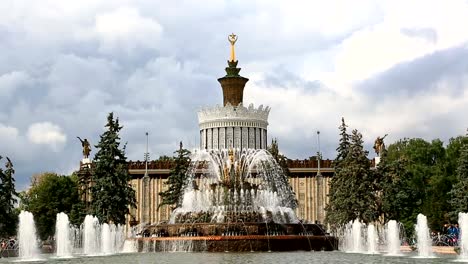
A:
[459,212,468,260]
[55,212,72,257]
[83,215,100,255]
[385,220,401,255]
[18,210,40,260]
[415,214,432,257]
[367,223,378,254]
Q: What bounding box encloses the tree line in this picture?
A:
[325,118,468,237]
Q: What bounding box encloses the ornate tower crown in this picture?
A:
[218,33,249,107]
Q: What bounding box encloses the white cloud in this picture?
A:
[94,7,163,53]
[27,122,67,151]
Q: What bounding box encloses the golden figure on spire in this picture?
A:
[228,33,238,62]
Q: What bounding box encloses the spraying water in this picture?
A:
[169,149,299,224]
[18,210,40,260]
[459,212,468,261]
[341,219,364,253]
[55,212,72,257]
[415,214,433,258]
[367,223,378,254]
[385,220,401,256]
[82,215,100,255]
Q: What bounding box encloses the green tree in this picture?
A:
[383,138,447,233]
[343,129,378,223]
[0,156,18,237]
[91,112,136,224]
[158,142,191,210]
[449,133,468,218]
[21,172,82,240]
[325,118,353,226]
[267,138,290,177]
[377,150,418,235]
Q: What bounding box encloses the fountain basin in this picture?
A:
[132,223,338,252]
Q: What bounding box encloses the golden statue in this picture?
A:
[77,136,91,159]
[228,33,238,62]
[373,134,388,156]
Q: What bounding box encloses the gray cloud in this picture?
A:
[0,0,467,190]
[356,44,468,99]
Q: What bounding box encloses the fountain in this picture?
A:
[459,212,468,261]
[18,210,40,260]
[82,215,100,255]
[367,223,378,254]
[170,148,299,225]
[341,219,365,253]
[415,213,433,258]
[385,220,401,256]
[55,212,73,257]
[133,148,337,252]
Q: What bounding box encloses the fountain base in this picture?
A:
[132,223,338,252]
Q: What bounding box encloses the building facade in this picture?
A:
[126,158,333,226]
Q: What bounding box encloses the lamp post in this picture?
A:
[316,130,323,224]
[142,132,150,225]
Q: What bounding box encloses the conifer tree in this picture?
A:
[0,156,18,237]
[158,142,191,210]
[325,118,351,226]
[91,113,136,224]
[267,138,290,177]
[449,132,468,217]
[344,129,378,223]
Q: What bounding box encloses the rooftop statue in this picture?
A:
[77,137,91,159]
[373,134,388,156]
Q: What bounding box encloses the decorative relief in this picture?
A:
[198,103,270,126]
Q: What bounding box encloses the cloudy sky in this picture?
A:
[1,0,468,190]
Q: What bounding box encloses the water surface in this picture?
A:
[0,251,462,264]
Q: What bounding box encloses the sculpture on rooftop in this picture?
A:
[373,134,388,156]
[77,137,91,159]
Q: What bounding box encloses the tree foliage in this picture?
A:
[449,133,468,218]
[158,142,191,210]
[0,156,18,237]
[326,120,377,226]
[325,118,351,226]
[20,172,82,240]
[267,138,290,177]
[90,112,136,224]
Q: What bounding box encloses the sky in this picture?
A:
[1,0,468,190]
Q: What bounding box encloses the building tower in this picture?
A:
[198,34,270,150]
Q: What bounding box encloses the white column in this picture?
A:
[255,128,261,149]
[219,127,226,149]
[242,127,248,150]
[234,127,241,149]
[248,127,255,148]
[207,128,212,150]
[213,128,219,149]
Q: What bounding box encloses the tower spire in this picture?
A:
[218,33,249,106]
[228,33,238,62]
